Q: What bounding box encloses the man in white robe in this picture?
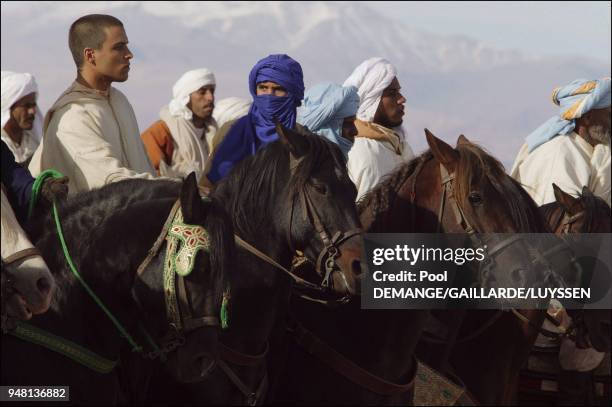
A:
[141,69,217,181]
[343,57,414,202]
[29,14,155,194]
[511,77,611,206]
[1,71,44,166]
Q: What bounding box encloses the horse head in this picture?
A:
[424,129,555,297]
[1,189,55,323]
[546,184,611,352]
[133,173,233,383]
[275,123,364,297]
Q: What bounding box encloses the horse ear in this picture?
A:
[180,172,206,224]
[425,128,459,170]
[581,185,594,198]
[457,134,470,145]
[552,183,580,214]
[276,120,308,158]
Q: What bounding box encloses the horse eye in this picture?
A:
[468,192,482,205]
[311,183,328,195]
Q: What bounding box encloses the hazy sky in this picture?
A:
[365,1,611,62]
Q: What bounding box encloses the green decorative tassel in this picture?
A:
[221,287,230,330]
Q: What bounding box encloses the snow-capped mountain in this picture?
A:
[2,1,609,167]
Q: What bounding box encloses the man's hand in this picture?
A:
[40,176,69,204]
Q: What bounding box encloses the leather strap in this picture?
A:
[290,320,416,396]
[219,341,268,367]
[217,342,269,406]
[2,248,42,266]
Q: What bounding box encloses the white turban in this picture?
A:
[343,57,397,122]
[1,71,43,141]
[212,97,252,129]
[168,68,216,120]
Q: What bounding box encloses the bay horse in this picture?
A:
[540,184,611,352]
[1,187,55,327]
[272,129,557,405]
[1,174,234,405]
[143,123,365,405]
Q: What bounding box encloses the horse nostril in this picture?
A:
[352,259,362,277]
[37,277,51,296]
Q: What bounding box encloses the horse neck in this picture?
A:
[213,169,294,355]
[31,197,174,359]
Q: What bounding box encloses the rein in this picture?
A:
[287,318,417,397]
[216,342,269,406]
[8,173,218,371]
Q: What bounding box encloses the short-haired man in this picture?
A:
[343,57,415,202]
[141,68,217,180]
[1,71,44,166]
[29,14,155,193]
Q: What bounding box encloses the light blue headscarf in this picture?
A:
[525,77,611,152]
[298,82,360,158]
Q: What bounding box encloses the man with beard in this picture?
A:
[29,14,156,194]
[343,57,414,202]
[1,71,44,167]
[141,68,217,181]
[511,77,611,206]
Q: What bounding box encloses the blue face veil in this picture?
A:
[207,54,304,183]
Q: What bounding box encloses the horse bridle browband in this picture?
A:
[136,200,219,359]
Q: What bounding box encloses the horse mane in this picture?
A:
[357,151,432,218]
[581,191,610,232]
[358,142,547,232]
[215,130,348,239]
[455,143,547,232]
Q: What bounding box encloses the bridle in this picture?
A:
[436,163,554,288]
[414,160,565,347]
[235,154,362,306]
[135,200,220,360]
[289,185,362,291]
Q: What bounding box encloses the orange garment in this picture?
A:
[141,120,174,175]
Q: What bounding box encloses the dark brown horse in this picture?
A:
[271,130,552,405]
[143,123,365,405]
[540,184,611,352]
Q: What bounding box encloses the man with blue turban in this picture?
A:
[203,54,304,186]
[298,82,359,160]
[511,77,611,206]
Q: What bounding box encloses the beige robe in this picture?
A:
[511,132,611,206]
[1,128,39,166]
[347,120,415,202]
[29,81,156,194]
[158,106,215,181]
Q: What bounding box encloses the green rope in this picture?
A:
[28,169,64,220]
[51,200,143,353]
